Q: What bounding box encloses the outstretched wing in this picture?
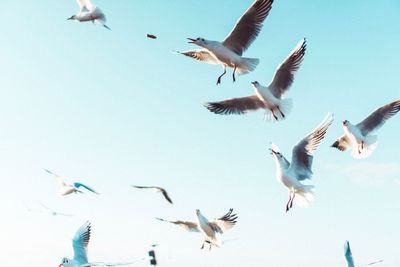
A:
[356,100,400,135]
[155,217,199,232]
[204,95,265,115]
[209,209,238,234]
[73,221,91,264]
[176,49,220,65]
[131,185,154,189]
[223,0,274,55]
[76,0,95,12]
[344,241,355,267]
[331,135,351,152]
[159,188,173,204]
[44,169,66,186]
[268,38,306,99]
[290,113,334,180]
[73,182,99,194]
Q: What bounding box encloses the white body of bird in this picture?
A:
[196,210,222,248]
[68,0,110,30]
[342,121,377,159]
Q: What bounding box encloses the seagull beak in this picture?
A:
[269,148,277,155]
[67,16,74,20]
[59,264,64,267]
[187,38,196,43]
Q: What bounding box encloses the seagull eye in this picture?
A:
[202,38,205,41]
[197,38,200,40]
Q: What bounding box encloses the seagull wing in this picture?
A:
[268,38,307,98]
[131,185,154,190]
[73,182,99,194]
[176,49,220,65]
[155,217,200,232]
[76,0,95,12]
[209,209,238,234]
[290,113,334,180]
[73,221,91,264]
[331,135,351,152]
[344,241,355,267]
[204,95,265,115]
[222,0,273,55]
[82,262,135,266]
[159,188,173,204]
[44,169,66,186]
[356,100,400,135]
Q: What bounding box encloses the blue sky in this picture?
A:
[0,0,399,266]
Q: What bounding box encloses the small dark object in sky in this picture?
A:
[147,34,157,39]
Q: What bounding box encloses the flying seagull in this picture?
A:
[204,38,306,121]
[270,113,333,212]
[59,222,134,267]
[131,185,173,204]
[344,241,383,267]
[68,0,110,30]
[178,0,273,85]
[156,209,238,250]
[40,203,73,217]
[332,100,400,159]
[44,169,99,196]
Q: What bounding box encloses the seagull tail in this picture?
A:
[236,57,259,75]
[351,135,378,159]
[294,185,315,208]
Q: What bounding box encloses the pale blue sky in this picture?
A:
[0,1,399,266]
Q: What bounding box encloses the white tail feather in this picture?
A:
[262,99,293,122]
[236,57,259,75]
[294,185,315,208]
[351,135,378,159]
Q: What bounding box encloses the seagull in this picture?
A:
[344,241,383,267]
[270,113,333,212]
[131,185,173,204]
[156,209,238,250]
[204,38,306,121]
[68,0,110,30]
[40,203,73,217]
[332,100,400,159]
[44,169,99,196]
[59,222,134,267]
[179,0,274,85]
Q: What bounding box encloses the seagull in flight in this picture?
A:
[40,203,73,217]
[131,185,173,204]
[344,241,383,267]
[179,0,274,85]
[68,0,110,30]
[156,209,238,250]
[59,222,134,267]
[270,113,333,212]
[44,169,99,196]
[332,100,400,159]
[204,38,306,121]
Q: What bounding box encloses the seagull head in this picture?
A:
[196,209,201,215]
[342,120,349,127]
[187,37,208,47]
[59,257,72,267]
[251,81,260,87]
[67,15,76,20]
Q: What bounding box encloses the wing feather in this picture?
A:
[331,135,350,152]
[209,209,238,234]
[268,38,306,98]
[223,0,274,55]
[204,95,265,115]
[73,221,91,264]
[356,100,400,135]
[290,113,334,180]
[176,49,219,65]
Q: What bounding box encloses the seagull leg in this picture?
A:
[200,242,205,250]
[209,243,212,251]
[216,66,227,85]
[289,192,295,208]
[278,107,285,118]
[232,65,237,82]
[285,192,292,212]
[272,110,278,121]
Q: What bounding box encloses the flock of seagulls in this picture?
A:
[23,0,396,265]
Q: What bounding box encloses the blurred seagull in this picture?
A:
[270,113,333,212]
[179,0,274,85]
[332,100,400,159]
[131,185,173,204]
[40,203,73,217]
[44,169,99,196]
[344,241,383,267]
[68,0,110,30]
[205,38,306,120]
[59,222,133,267]
[156,209,238,250]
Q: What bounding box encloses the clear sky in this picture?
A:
[0,0,399,266]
